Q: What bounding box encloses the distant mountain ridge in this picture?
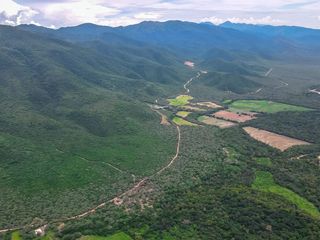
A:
[16,20,320,63]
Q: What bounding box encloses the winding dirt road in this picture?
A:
[183,71,201,93]
[0,69,203,235]
[0,121,182,235]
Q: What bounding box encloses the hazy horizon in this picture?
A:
[1,0,320,29]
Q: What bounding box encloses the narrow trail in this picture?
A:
[0,119,182,235]
[78,156,125,174]
[252,68,273,95]
[275,80,289,89]
[50,124,181,224]
[156,125,181,175]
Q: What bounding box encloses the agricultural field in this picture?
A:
[180,105,206,112]
[168,95,193,106]
[198,116,236,128]
[172,117,197,126]
[214,110,256,123]
[228,100,312,113]
[194,102,222,109]
[252,171,320,218]
[248,111,320,143]
[243,127,311,151]
[176,111,191,118]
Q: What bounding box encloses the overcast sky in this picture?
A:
[1,0,320,29]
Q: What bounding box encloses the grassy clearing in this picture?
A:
[81,232,132,240]
[176,111,191,118]
[255,157,272,166]
[173,117,197,126]
[168,95,193,106]
[228,100,311,113]
[252,171,320,218]
[11,231,22,240]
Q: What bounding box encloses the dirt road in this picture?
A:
[0,69,194,235]
[265,68,273,77]
[183,71,201,93]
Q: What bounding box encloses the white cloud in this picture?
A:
[201,16,282,25]
[42,0,120,26]
[134,12,162,20]
[201,16,225,25]
[0,0,38,25]
[98,16,141,27]
[0,0,319,28]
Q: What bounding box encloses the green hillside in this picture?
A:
[0,26,179,227]
[0,21,320,240]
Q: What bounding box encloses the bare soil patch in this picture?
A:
[160,115,170,125]
[194,102,222,109]
[199,116,236,128]
[152,109,170,125]
[184,61,195,68]
[214,110,256,123]
[181,105,206,112]
[243,127,311,151]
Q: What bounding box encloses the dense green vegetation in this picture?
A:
[252,171,320,218]
[1,20,320,239]
[0,25,179,228]
[228,100,312,113]
[80,233,132,240]
[255,157,272,166]
[31,126,320,240]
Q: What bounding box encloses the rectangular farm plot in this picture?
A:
[229,100,311,113]
[168,95,193,106]
[198,116,236,128]
[173,117,197,126]
[181,105,206,112]
[213,110,256,123]
[243,127,311,151]
[176,111,191,118]
[195,102,222,109]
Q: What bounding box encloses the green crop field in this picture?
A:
[228,100,312,113]
[168,95,193,106]
[176,111,191,118]
[252,171,320,218]
[173,117,197,126]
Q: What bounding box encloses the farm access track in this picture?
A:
[0,68,203,235]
